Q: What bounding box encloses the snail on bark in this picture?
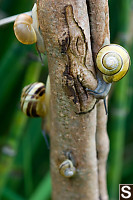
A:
[14,3,45,54]
[59,159,76,178]
[20,76,50,148]
[20,82,46,118]
[86,44,130,113]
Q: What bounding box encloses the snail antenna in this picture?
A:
[103,98,108,115]
[42,130,50,149]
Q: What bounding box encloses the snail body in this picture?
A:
[14,3,45,53]
[59,159,76,178]
[31,3,45,53]
[20,82,46,118]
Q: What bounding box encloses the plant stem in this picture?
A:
[0,11,32,26]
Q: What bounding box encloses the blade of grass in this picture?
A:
[29,172,51,200]
[108,0,131,199]
[0,61,42,197]
[2,187,25,200]
[22,118,42,197]
[0,44,30,114]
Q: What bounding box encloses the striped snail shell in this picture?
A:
[96,44,130,83]
[20,82,46,118]
[14,14,37,45]
[14,3,45,53]
[59,159,76,178]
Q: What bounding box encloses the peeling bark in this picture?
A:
[37,0,110,199]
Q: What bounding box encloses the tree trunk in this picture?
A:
[37,0,109,199]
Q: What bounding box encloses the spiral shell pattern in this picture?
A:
[20,82,46,118]
[14,14,37,44]
[59,159,76,178]
[96,44,130,83]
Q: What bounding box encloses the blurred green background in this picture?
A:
[0,0,132,199]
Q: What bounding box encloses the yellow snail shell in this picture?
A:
[96,44,130,83]
[14,14,37,45]
[59,159,76,178]
[20,82,46,118]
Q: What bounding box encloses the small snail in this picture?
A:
[20,76,50,148]
[59,159,76,178]
[14,14,37,45]
[20,82,46,118]
[14,3,45,53]
[86,44,130,113]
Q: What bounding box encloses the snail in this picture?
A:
[20,76,50,148]
[20,82,46,118]
[14,3,45,54]
[96,44,130,83]
[86,44,130,113]
[59,159,76,178]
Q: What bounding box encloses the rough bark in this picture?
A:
[86,1,110,199]
[37,0,110,199]
[96,100,109,200]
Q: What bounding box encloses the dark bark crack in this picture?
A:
[59,5,96,113]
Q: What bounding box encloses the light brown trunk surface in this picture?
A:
[96,100,109,200]
[86,1,110,199]
[38,0,110,199]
